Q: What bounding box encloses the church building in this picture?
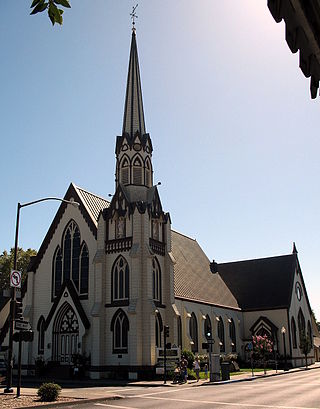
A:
[1,26,315,380]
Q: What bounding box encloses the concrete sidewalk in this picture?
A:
[15,362,320,401]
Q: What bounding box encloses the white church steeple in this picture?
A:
[115,28,153,189]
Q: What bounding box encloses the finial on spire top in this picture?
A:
[292,242,298,254]
[130,4,138,31]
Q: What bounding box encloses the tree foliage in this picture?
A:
[0,248,37,291]
[299,331,312,368]
[30,0,71,26]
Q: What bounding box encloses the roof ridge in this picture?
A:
[218,253,295,266]
[172,229,196,241]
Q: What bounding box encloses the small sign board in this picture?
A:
[10,270,22,288]
[15,320,29,331]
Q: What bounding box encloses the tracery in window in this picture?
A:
[291,317,297,349]
[112,256,129,301]
[111,309,129,353]
[53,221,89,297]
[152,258,161,302]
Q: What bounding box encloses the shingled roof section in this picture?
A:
[218,254,297,311]
[75,185,110,222]
[171,231,240,310]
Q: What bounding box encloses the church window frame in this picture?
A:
[152,257,162,303]
[37,316,45,355]
[53,247,63,297]
[132,154,143,185]
[120,157,130,185]
[298,308,306,344]
[189,312,198,353]
[145,157,152,187]
[112,256,129,303]
[307,320,313,346]
[111,309,129,354]
[229,318,236,352]
[217,316,225,352]
[177,316,182,348]
[291,317,297,349]
[155,311,163,348]
[204,315,212,339]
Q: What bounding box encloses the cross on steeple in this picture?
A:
[130,4,138,31]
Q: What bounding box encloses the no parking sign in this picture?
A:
[10,270,22,288]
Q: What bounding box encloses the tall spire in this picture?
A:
[122,29,146,138]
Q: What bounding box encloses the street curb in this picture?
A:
[15,395,123,409]
[202,364,320,386]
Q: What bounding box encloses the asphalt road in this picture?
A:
[62,369,320,409]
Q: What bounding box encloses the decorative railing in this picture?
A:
[105,237,132,254]
[149,238,165,256]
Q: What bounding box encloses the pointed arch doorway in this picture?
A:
[52,302,79,364]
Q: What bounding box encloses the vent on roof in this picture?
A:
[210,260,218,274]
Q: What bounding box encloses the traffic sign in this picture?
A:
[15,320,29,331]
[10,270,22,288]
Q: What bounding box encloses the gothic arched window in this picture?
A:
[218,317,225,352]
[111,309,129,353]
[155,312,163,348]
[37,316,45,355]
[112,256,129,301]
[145,158,152,187]
[189,313,198,353]
[132,156,143,185]
[298,308,306,343]
[80,244,89,294]
[120,157,130,185]
[177,316,182,348]
[229,318,236,352]
[52,221,89,298]
[307,320,313,346]
[291,317,297,349]
[53,247,62,297]
[204,315,212,339]
[152,258,161,303]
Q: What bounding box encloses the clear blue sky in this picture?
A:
[1,1,319,319]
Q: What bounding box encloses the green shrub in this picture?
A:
[187,368,196,380]
[182,349,195,369]
[37,382,61,402]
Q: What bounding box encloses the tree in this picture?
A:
[252,334,273,374]
[299,331,312,369]
[30,0,71,26]
[0,248,37,291]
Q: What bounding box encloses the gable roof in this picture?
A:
[218,254,297,311]
[29,183,109,273]
[172,231,240,310]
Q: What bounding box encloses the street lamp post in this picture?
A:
[281,326,289,372]
[4,197,79,393]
